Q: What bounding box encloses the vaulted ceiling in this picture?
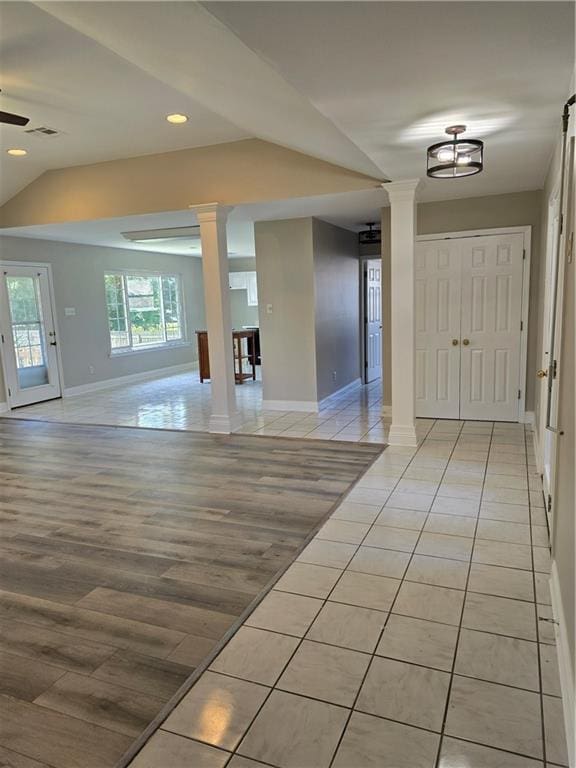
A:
[1,1,573,209]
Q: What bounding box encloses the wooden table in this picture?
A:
[196,329,257,384]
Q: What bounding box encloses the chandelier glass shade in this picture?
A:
[427,125,483,179]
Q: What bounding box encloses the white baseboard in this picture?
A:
[263,378,363,414]
[550,560,575,768]
[318,377,362,408]
[520,410,535,425]
[0,401,8,414]
[63,362,197,398]
[262,399,319,413]
[387,423,418,447]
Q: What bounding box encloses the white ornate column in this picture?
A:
[192,203,241,433]
[383,179,420,447]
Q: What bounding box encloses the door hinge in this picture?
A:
[522,249,526,260]
[7,387,11,397]
[552,359,558,379]
[520,321,523,331]
[0,333,4,343]
[547,494,552,513]
[559,213,564,235]
[518,389,521,400]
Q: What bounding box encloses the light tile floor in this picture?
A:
[5,368,406,443]
[128,420,569,768]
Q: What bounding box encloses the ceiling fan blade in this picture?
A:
[0,111,30,127]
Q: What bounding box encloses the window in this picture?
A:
[104,272,184,352]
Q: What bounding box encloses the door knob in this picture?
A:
[536,369,548,378]
[462,339,470,346]
[452,339,459,346]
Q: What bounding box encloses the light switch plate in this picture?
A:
[64,307,76,316]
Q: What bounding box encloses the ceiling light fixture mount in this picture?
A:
[166,113,188,124]
[427,124,483,179]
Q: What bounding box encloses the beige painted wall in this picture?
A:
[255,219,318,404]
[0,139,381,228]
[313,219,360,400]
[229,257,259,329]
[380,190,543,410]
[0,236,206,403]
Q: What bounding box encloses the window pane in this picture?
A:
[6,276,49,387]
[105,274,129,349]
[126,275,164,347]
[162,276,183,341]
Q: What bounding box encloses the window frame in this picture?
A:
[104,269,187,355]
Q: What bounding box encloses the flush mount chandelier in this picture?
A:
[427,124,483,179]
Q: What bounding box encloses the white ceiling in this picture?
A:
[0,1,573,221]
[206,1,575,201]
[1,188,390,257]
[0,2,249,203]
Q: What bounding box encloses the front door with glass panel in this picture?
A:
[0,265,61,407]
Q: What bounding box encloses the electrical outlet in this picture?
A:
[332,371,337,382]
[89,365,95,375]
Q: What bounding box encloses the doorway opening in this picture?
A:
[362,258,382,384]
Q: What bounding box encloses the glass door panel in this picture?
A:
[6,276,50,389]
[0,265,61,407]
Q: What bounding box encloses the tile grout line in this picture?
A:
[433,418,493,768]
[325,419,468,768]
[525,423,550,768]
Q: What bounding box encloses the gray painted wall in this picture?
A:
[229,257,259,329]
[0,236,206,401]
[313,219,360,400]
[255,218,359,406]
[255,218,317,404]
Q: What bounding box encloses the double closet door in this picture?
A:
[415,233,525,421]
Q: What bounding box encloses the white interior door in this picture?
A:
[365,259,382,383]
[415,241,462,418]
[459,233,524,421]
[0,265,62,407]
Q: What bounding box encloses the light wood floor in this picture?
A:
[0,418,381,768]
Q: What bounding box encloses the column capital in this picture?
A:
[382,179,421,202]
[190,203,233,224]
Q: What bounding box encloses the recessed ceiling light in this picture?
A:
[7,148,27,157]
[166,113,188,124]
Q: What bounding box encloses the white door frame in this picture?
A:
[359,255,382,385]
[538,187,561,486]
[416,226,532,423]
[0,260,64,410]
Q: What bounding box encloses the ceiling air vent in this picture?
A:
[24,126,61,138]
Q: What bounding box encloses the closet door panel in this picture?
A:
[415,241,462,419]
[459,234,524,421]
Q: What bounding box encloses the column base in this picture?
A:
[388,423,418,447]
[209,412,243,434]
